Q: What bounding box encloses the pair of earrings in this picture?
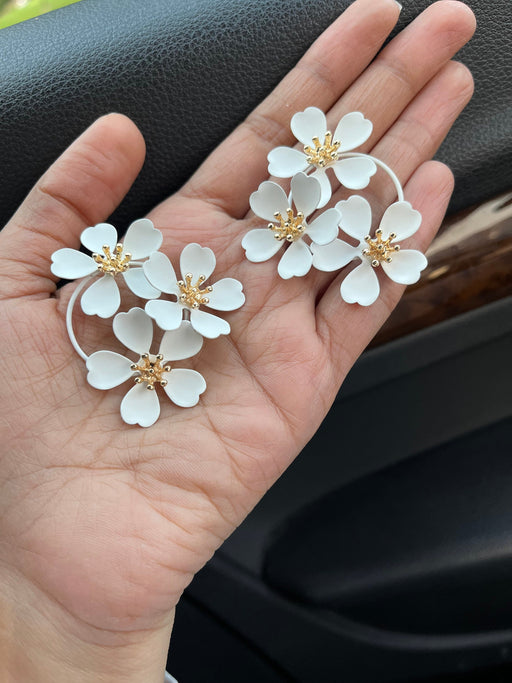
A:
[51,107,427,427]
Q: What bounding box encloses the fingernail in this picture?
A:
[395,1,402,10]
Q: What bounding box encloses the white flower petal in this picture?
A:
[190,309,230,339]
[50,248,97,279]
[277,239,312,279]
[143,252,179,295]
[86,351,133,389]
[311,240,358,272]
[113,306,153,353]
[333,157,377,190]
[249,181,290,222]
[206,278,245,311]
[145,299,183,331]
[334,112,373,153]
[163,369,206,408]
[242,229,283,263]
[381,249,428,285]
[180,243,216,281]
[379,202,422,241]
[81,275,120,318]
[122,219,163,259]
[340,261,380,306]
[291,172,321,218]
[80,223,118,254]
[291,107,327,147]
[267,147,308,177]
[335,195,372,242]
[307,208,340,245]
[121,383,160,428]
[123,268,161,299]
[159,320,204,361]
[311,168,332,208]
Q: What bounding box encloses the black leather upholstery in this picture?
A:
[0,0,510,234]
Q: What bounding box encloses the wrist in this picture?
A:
[0,569,174,683]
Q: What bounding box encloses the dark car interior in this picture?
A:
[0,0,511,680]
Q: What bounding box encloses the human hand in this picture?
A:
[0,0,475,680]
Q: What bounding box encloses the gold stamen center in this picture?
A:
[130,354,171,391]
[92,243,132,275]
[177,273,213,309]
[362,229,400,268]
[268,208,306,242]
[304,131,341,168]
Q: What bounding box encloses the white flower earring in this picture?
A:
[51,225,245,427]
[143,243,245,339]
[51,219,163,318]
[242,106,428,305]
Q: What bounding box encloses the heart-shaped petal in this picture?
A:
[113,307,153,353]
[80,274,120,318]
[143,252,179,295]
[86,351,133,389]
[145,299,183,331]
[190,309,230,338]
[163,369,206,408]
[121,383,161,428]
[50,248,97,279]
[381,249,428,285]
[335,195,372,242]
[267,147,308,177]
[123,219,163,259]
[333,157,376,190]
[207,278,245,311]
[277,239,312,279]
[311,240,358,272]
[250,181,290,222]
[180,243,216,281]
[307,208,340,245]
[159,321,203,361]
[334,112,373,152]
[291,107,327,146]
[291,172,321,218]
[379,202,422,242]
[80,223,118,254]
[340,261,380,306]
[123,268,161,299]
[242,229,283,263]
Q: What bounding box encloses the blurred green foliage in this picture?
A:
[0,0,81,29]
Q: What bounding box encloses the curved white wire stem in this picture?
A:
[65,263,146,363]
[338,152,405,202]
[66,276,93,362]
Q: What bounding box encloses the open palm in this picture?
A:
[0,0,475,676]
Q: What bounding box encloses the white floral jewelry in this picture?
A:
[86,308,206,428]
[242,172,340,279]
[143,243,244,339]
[51,224,245,427]
[243,107,428,305]
[51,219,163,318]
[311,195,427,306]
[268,107,377,207]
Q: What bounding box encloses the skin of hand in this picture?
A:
[0,0,476,680]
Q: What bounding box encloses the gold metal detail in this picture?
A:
[130,353,171,391]
[92,243,131,275]
[304,131,341,168]
[268,209,306,242]
[362,229,400,268]
[177,273,213,309]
